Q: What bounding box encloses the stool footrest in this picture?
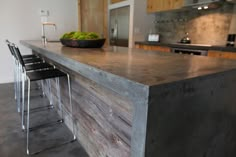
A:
[29,119,64,132]
[27,138,76,155]
[24,105,54,114]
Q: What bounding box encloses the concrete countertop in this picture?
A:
[20,40,236,157]
[135,41,236,52]
[20,40,236,87]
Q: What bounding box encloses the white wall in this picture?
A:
[133,0,155,43]
[0,0,78,83]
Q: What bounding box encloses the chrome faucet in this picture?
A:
[41,22,56,44]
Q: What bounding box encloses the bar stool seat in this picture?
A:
[22,54,38,59]
[26,69,66,81]
[24,58,43,64]
[25,63,53,71]
[23,56,39,61]
[24,69,76,155]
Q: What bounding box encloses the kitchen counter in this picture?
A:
[21,41,236,86]
[135,41,236,52]
[21,40,236,157]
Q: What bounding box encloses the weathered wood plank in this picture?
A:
[48,64,133,157]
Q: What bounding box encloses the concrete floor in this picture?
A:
[0,83,89,157]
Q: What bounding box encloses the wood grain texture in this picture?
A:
[111,0,126,4]
[208,50,236,60]
[147,0,183,13]
[78,0,82,31]
[103,0,108,46]
[47,63,133,157]
[78,0,108,45]
[135,44,171,52]
[80,0,104,35]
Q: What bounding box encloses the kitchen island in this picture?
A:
[21,40,236,157]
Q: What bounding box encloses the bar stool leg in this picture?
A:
[49,79,53,106]
[19,67,24,113]
[16,63,18,103]
[21,72,26,130]
[16,63,20,112]
[18,65,22,113]
[14,60,17,100]
[56,78,63,119]
[67,74,76,140]
[41,80,45,97]
[17,64,22,113]
[45,80,48,97]
[26,78,31,155]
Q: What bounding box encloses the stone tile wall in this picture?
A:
[155,3,235,45]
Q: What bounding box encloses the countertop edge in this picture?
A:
[20,40,149,100]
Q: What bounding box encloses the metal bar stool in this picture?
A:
[6,40,52,113]
[6,40,41,65]
[6,40,44,112]
[10,43,58,129]
[6,40,39,60]
[7,41,62,148]
[6,40,43,91]
[5,40,19,101]
[12,44,76,155]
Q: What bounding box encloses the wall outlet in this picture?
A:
[41,16,48,23]
[39,9,49,16]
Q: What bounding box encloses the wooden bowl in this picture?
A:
[60,38,106,48]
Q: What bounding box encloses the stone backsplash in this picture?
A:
[154,3,235,45]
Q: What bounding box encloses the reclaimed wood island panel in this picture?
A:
[21,40,236,157]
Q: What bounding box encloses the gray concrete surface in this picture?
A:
[20,40,236,157]
[0,83,88,157]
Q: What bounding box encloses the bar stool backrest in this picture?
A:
[5,40,15,57]
[13,45,26,68]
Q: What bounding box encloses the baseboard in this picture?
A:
[0,78,14,84]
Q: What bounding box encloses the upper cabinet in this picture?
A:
[147,0,184,13]
[111,0,126,4]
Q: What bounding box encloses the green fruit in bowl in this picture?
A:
[61,31,100,40]
[61,33,70,39]
[76,35,87,40]
[86,32,99,39]
[60,32,106,48]
[61,31,76,39]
